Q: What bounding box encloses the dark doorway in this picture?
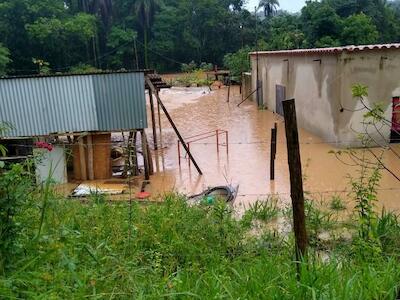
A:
[391,96,400,143]
[276,85,286,116]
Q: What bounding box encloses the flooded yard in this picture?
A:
[146,86,400,211]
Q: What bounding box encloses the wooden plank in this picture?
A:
[282,99,308,267]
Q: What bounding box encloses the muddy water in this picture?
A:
[146,86,400,211]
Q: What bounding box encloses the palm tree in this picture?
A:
[258,0,280,17]
[74,0,113,27]
[89,0,113,28]
[69,0,113,67]
[135,0,159,69]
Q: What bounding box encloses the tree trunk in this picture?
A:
[144,27,149,69]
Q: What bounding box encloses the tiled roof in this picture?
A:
[249,43,400,56]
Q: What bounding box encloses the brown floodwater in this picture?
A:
[145,86,400,212]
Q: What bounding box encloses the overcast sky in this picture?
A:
[245,0,306,13]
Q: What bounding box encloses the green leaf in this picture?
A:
[352,84,369,98]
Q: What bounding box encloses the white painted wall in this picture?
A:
[251,49,400,147]
[35,146,67,184]
[338,50,400,146]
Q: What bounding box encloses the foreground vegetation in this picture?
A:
[1,163,400,299]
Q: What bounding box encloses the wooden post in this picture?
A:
[78,137,87,181]
[146,135,154,175]
[282,99,308,269]
[227,76,231,103]
[270,123,277,180]
[87,134,94,180]
[146,77,203,175]
[132,131,139,176]
[156,89,163,149]
[216,130,219,153]
[141,130,150,180]
[149,90,158,150]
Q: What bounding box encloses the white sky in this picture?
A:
[245,0,306,13]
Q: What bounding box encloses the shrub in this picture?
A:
[181,61,197,73]
[223,46,251,78]
[0,163,34,272]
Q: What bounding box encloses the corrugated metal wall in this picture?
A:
[92,73,146,131]
[0,72,147,137]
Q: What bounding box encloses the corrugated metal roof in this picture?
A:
[0,69,152,80]
[0,72,147,137]
[249,43,400,56]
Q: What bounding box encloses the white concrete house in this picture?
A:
[250,44,400,147]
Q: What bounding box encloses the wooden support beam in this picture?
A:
[145,77,203,175]
[78,137,87,181]
[149,90,158,150]
[132,131,139,176]
[156,89,163,149]
[282,99,308,271]
[87,134,94,180]
[141,130,150,180]
[147,145,154,175]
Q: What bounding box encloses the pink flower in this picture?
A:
[35,141,53,152]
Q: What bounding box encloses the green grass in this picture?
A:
[1,190,400,299]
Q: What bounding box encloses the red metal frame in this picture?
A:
[178,129,229,167]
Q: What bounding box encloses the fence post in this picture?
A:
[216,130,219,153]
[270,123,277,180]
[282,99,308,275]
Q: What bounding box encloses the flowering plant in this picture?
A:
[35,141,53,152]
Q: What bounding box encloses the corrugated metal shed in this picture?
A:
[0,71,147,137]
[249,43,400,56]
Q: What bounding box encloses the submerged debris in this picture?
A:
[188,185,239,205]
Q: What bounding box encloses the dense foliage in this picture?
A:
[1,182,400,298]
[0,0,400,73]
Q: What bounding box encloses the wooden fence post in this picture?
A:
[270,122,277,180]
[282,99,308,271]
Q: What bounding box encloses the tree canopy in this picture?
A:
[0,0,399,75]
